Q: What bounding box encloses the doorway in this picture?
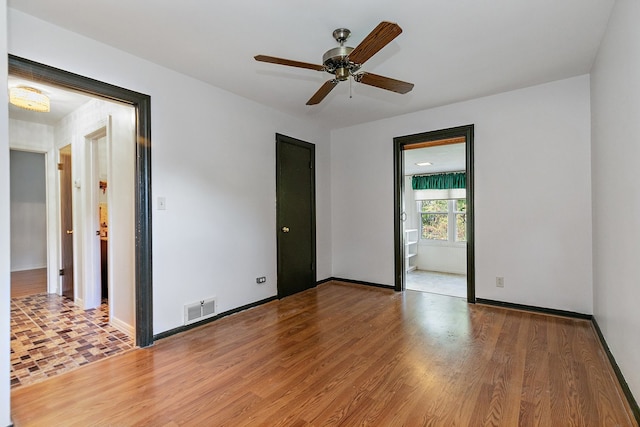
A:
[8,133,137,388]
[9,55,153,347]
[59,145,74,299]
[9,150,48,298]
[276,133,316,298]
[86,129,109,309]
[393,125,475,302]
[93,135,109,301]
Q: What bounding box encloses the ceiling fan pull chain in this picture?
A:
[349,76,353,99]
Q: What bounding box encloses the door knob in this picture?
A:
[281,226,290,233]
[66,230,73,235]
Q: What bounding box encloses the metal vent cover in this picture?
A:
[184,297,216,325]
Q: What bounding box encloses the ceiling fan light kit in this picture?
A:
[255,21,414,105]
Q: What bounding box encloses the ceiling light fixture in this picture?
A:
[415,162,432,166]
[9,86,50,112]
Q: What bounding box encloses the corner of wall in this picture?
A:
[1,1,13,424]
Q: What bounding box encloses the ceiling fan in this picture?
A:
[255,21,414,105]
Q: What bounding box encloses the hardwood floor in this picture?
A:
[11,268,47,298]
[11,281,637,426]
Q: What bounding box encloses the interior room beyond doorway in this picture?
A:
[8,65,140,386]
[403,141,467,298]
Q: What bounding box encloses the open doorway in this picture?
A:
[404,143,467,298]
[9,55,152,348]
[393,125,475,302]
[8,55,152,387]
[8,77,138,388]
[9,150,47,298]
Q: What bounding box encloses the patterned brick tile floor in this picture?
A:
[10,293,135,388]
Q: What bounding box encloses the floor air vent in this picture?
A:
[184,298,216,325]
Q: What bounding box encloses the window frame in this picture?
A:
[418,199,467,246]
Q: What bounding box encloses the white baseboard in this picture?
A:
[110,316,135,338]
[11,264,47,272]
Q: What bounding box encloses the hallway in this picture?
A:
[10,269,134,388]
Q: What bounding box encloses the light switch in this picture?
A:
[157,197,166,210]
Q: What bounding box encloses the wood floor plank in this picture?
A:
[519,314,553,426]
[11,282,638,426]
[11,268,47,298]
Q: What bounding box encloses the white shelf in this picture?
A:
[404,229,419,272]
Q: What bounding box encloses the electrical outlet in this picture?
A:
[256,276,266,284]
[496,277,504,288]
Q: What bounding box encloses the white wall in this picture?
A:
[9,150,46,271]
[591,0,640,403]
[332,75,593,314]
[9,118,54,152]
[416,245,466,275]
[0,0,11,423]
[6,9,332,337]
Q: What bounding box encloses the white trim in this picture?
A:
[9,264,47,272]
[81,123,107,310]
[110,316,134,338]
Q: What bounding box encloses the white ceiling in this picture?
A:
[8,76,93,125]
[8,0,614,130]
[404,144,466,176]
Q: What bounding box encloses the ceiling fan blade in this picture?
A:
[356,72,414,94]
[254,55,324,71]
[348,22,403,65]
[306,80,339,105]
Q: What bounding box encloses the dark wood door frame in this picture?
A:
[393,124,475,303]
[9,55,154,347]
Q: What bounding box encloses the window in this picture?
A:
[454,199,466,242]
[420,200,449,240]
[418,199,466,243]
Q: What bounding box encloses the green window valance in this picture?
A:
[412,172,466,190]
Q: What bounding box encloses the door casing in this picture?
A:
[9,55,154,347]
[84,125,108,311]
[393,125,475,303]
[59,145,74,299]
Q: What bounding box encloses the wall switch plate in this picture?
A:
[256,276,266,284]
[496,277,504,288]
[157,196,166,210]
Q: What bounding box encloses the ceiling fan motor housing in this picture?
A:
[323,46,360,80]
